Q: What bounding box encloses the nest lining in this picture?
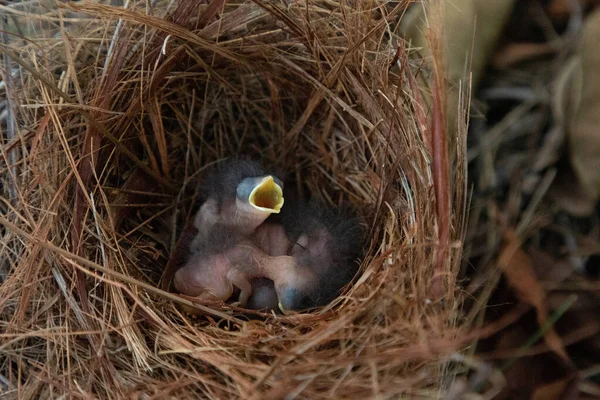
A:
[0,0,468,398]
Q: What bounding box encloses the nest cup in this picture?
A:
[0,1,468,398]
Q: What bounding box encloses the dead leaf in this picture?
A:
[548,0,600,19]
[493,323,576,400]
[550,164,596,216]
[400,0,516,133]
[498,228,570,363]
[528,247,575,283]
[567,9,600,204]
[532,374,579,400]
[492,42,557,69]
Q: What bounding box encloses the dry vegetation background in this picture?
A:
[446,0,600,399]
[0,0,599,399]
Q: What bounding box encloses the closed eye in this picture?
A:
[292,241,307,251]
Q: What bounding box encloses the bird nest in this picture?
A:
[0,0,469,398]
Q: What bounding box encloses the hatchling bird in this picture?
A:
[244,198,365,312]
[272,198,365,312]
[167,158,364,313]
[171,159,293,307]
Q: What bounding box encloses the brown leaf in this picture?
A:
[498,228,570,363]
[567,9,600,203]
[400,0,515,144]
[548,0,600,18]
[494,323,576,400]
[551,164,596,216]
[532,374,579,400]
[492,42,557,69]
[402,0,515,90]
[528,247,575,283]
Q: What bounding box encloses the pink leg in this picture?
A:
[227,268,253,307]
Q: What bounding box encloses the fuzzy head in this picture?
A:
[199,158,285,233]
[276,199,365,311]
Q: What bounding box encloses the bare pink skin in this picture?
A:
[173,240,296,306]
[245,223,291,310]
[245,225,324,311]
[174,198,302,307]
[253,222,290,257]
[191,198,272,245]
[174,195,329,310]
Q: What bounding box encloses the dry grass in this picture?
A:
[0,1,469,398]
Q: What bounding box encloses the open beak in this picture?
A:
[244,176,284,214]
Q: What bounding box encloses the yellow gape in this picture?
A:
[248,176,284,213]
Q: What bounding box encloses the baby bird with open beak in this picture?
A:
[169,158,364,314]
[190,159,285,242]
[172,159,292,306]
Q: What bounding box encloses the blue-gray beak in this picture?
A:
[236,175,284,214]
